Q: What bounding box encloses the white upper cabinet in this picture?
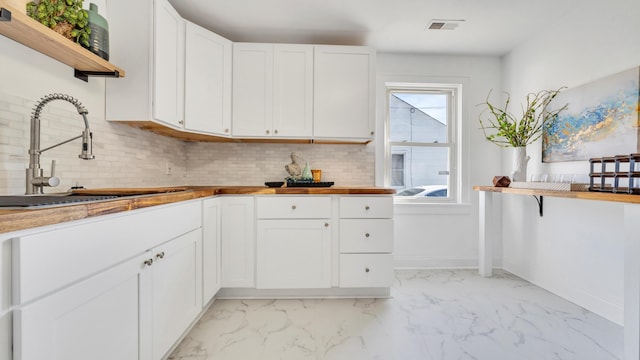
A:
[184,21,232,136]
[106,0,184,128]
[313,45,376,141]
[232,43,273,137]
[273,44,314,137]
[153,0,185,127]
[232,43,313,138]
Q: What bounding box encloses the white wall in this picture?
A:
[501,0,640,324]
[375,53,503,268]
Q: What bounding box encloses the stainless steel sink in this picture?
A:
[0,194,119,208]
[0,187,191,208]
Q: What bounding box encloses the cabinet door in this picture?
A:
[232,43,274,137]
[152,229,203,359]
[202,197,221,304]
[257,220,331,289]
[273,44,313,137]
[221,196,256,287]
[153,0,184,127]
[313,46,375,140]
[184,21,232,136]
[14,253,153,360]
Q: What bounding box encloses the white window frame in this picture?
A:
[384,82,462,204]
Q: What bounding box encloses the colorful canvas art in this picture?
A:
[542,67,640,162]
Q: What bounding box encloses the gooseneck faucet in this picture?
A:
[26,93,95,195]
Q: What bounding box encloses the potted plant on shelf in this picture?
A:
[479,88,567,182]
[26,0,91,47]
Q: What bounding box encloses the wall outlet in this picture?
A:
[165,162,172,175]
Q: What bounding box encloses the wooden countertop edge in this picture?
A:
[473,185,640,204]
[0,186,394,233]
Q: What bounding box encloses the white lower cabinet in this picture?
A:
[15,228,202,360]
[151,229,203,360]
[221,196,255,288]
[14,252,153,360]
[256,196,332,289]
[202,197,221,304]
[257,220,331,289]
[339,196,394,288]
[12,201,204,360]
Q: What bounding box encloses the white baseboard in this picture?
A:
[394,256,502,269]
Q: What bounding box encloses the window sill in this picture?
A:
[393,202,472,215]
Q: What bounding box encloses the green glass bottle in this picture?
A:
[301,162,313,180]
[87,3,109,60]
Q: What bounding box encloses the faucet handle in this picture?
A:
[31,160,60,188]
[48,160,60,187]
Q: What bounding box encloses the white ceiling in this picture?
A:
[167,0,583,56]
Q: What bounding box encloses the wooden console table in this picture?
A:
[474,186,640,360]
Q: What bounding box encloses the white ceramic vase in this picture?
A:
[511,146,530,182]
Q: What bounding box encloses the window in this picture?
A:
[386,83,460,202]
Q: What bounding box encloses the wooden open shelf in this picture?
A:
[474,185,640,205]
[0,0,125,81]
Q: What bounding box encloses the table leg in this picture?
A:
[624,204,640,360]
[478,191,494,277]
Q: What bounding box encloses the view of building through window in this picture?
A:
[388,87,456,201]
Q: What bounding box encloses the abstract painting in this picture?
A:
[542,66,640,162]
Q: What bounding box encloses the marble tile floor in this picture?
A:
[168,269,623,360]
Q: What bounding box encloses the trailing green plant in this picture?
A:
[26,0,91,47]
[478,88,568,147]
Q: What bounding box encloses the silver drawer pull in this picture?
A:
[292,205,297,210]
[325,223,329,227]
[156,251,165,259]
[144,259,154,267]
[365,205,370,211]
[365,267,370,273]
[365,233,370,238]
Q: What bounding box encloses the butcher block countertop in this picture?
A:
[0,186,395,233]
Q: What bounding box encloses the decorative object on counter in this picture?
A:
[311,169,322,182]
[286,179,335,188]
[492,176,511,187]
[285,152,302,178]
[543,67,640,162]
[300,162,313,180]
[86,2,108,60]
[589,153,640,194]
[26,93,95,195]
[26,0,91,47]
[479,88,567,182]
[264,181,284,188]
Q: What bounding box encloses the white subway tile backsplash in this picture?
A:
[0,92,375,195]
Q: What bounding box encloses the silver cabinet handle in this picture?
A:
[179,120,184,125]
[156,251,165,259]
[225,128,229,133]
[365,233,370,238]
[266,129,270,134]
[365,267,370,273]
[274,129,278,134]
[292,205,297,210]
[144,259,154,266]
[324,223,329,227]
[365,205,370,211]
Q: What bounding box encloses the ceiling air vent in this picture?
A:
[427,19,465,31]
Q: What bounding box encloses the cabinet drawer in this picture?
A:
[256,196,331,219]
[340,219,393,253]
[340,254,393,288]
[340,196,392,218]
